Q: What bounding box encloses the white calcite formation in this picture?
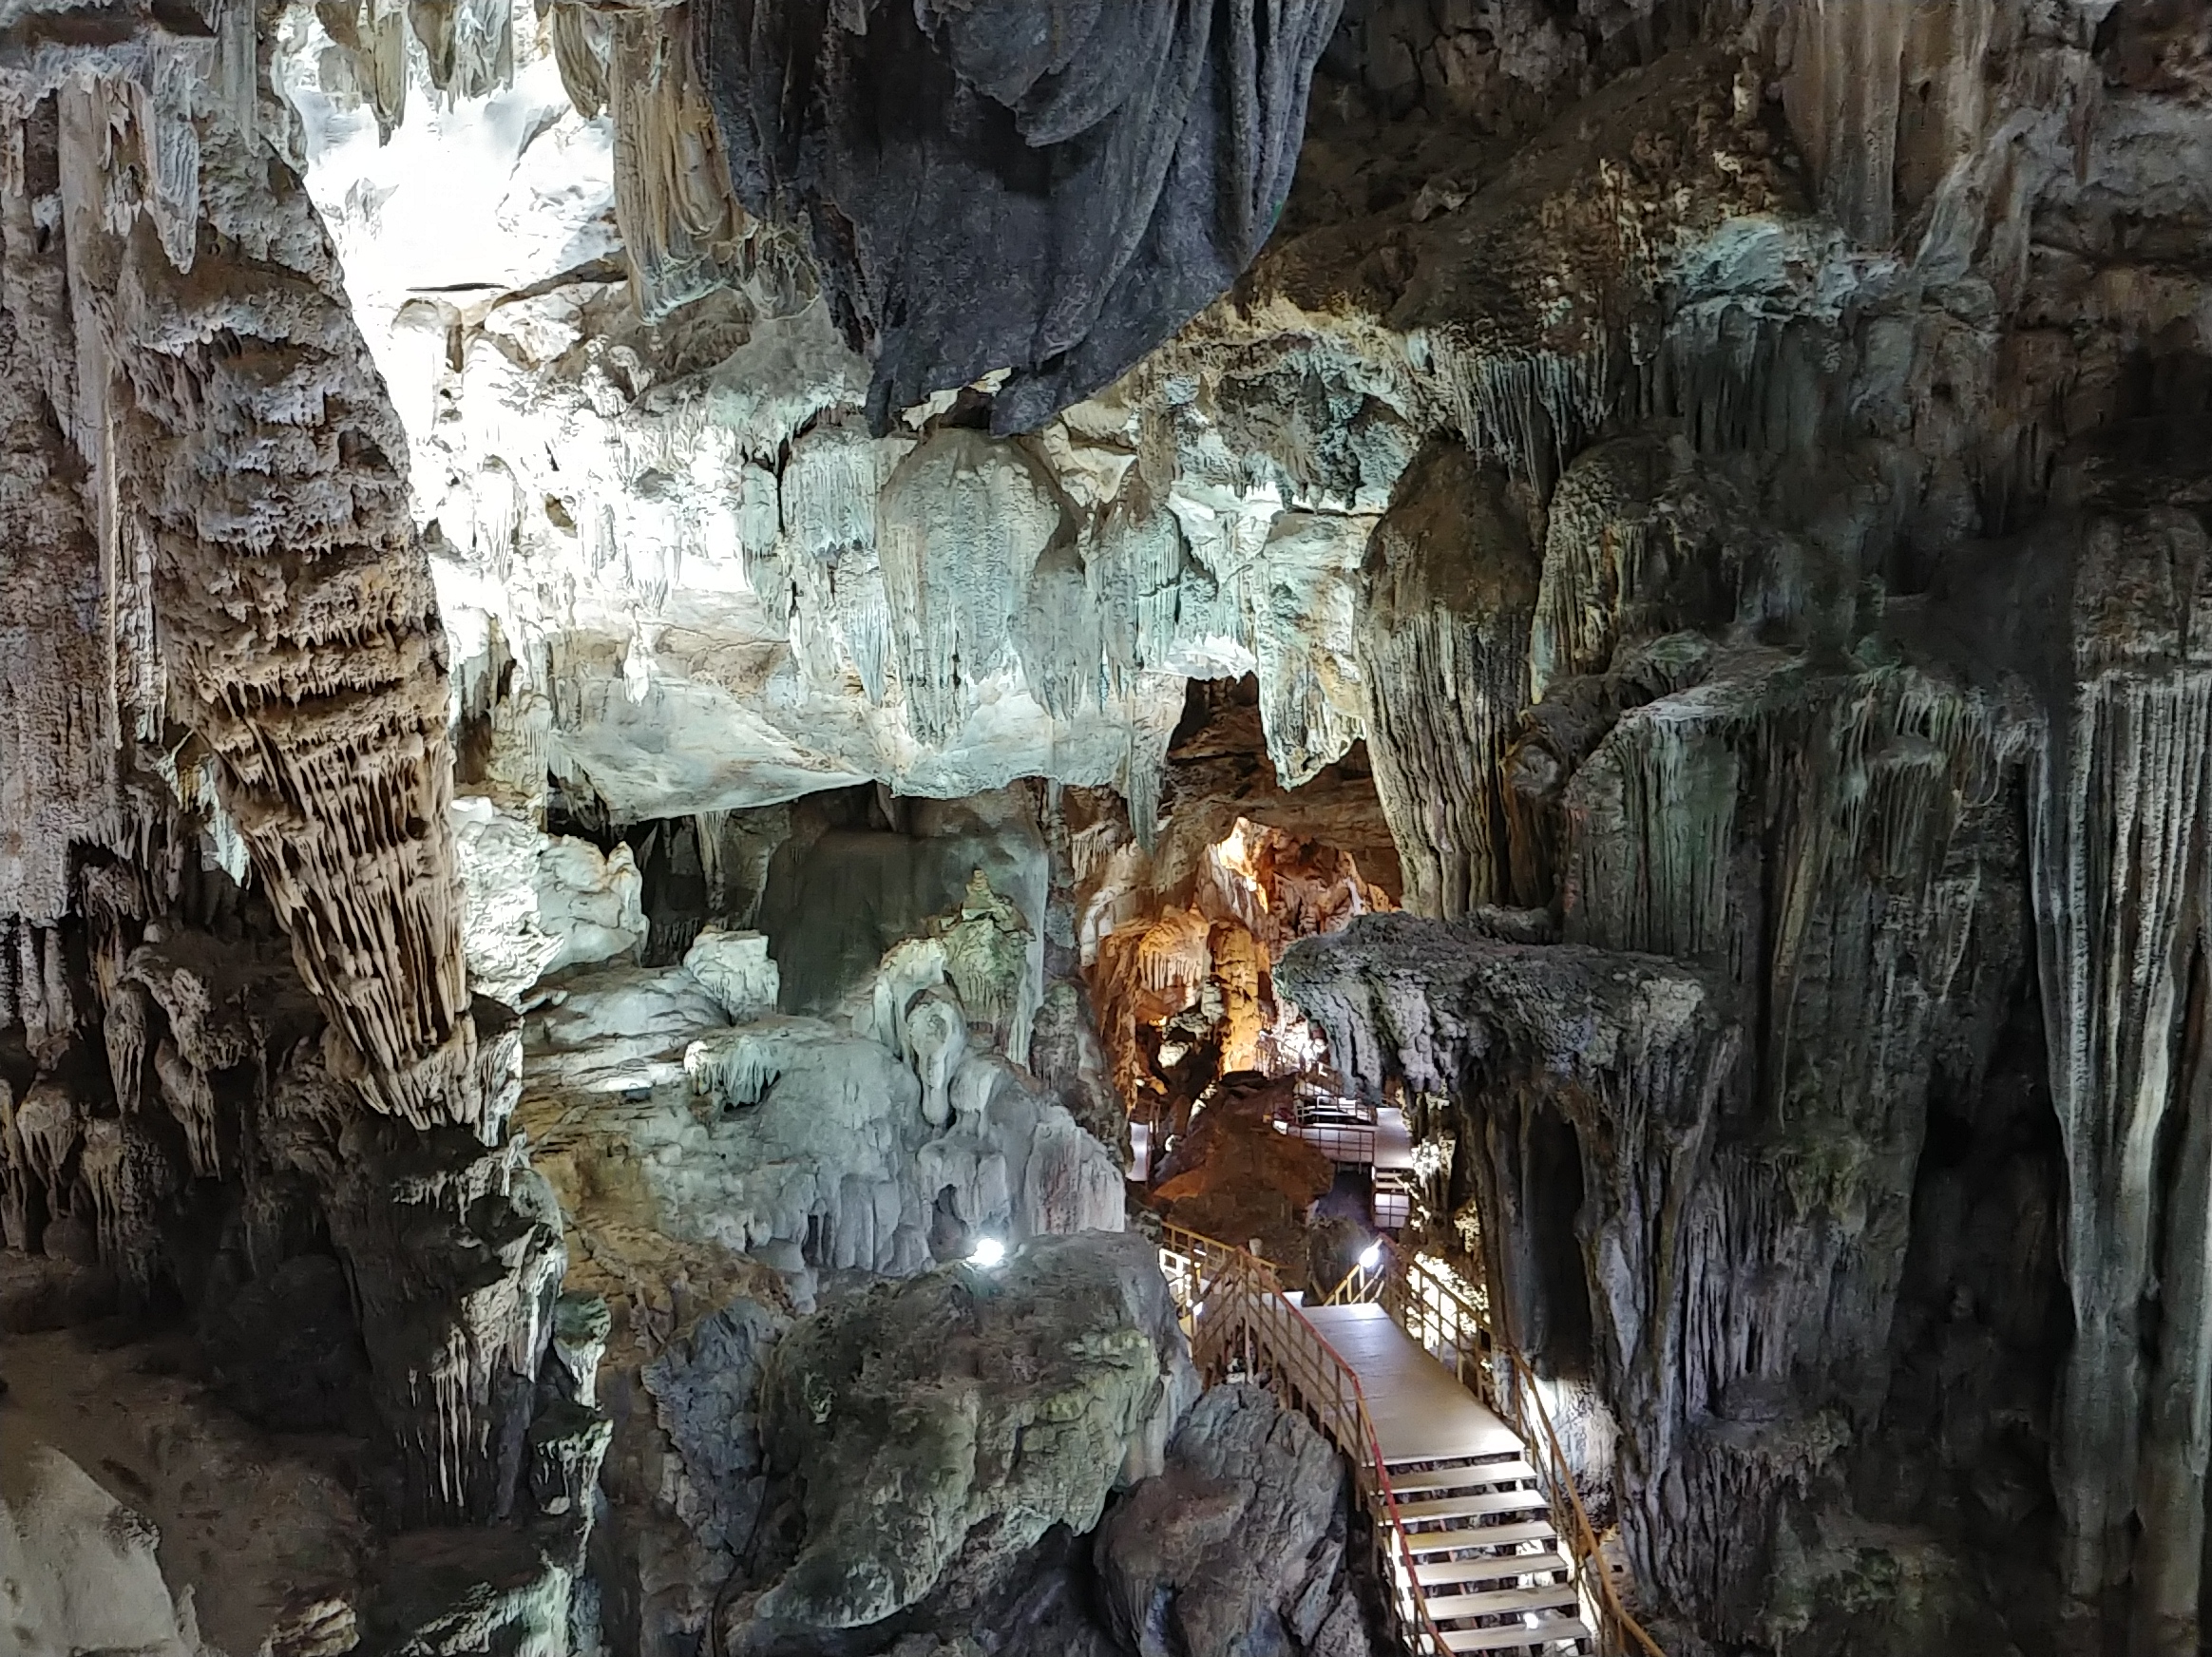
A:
[454,796,649,1003]
[0,1446,215,1657]
[678,926,778,1022]
[526,944,1121,1291]
[268,3,1404,828]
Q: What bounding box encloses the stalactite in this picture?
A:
[548,1,610,119]
[78,1114,181,1305]
[0,110,131,929]
[695,0,1343,434]
[1019,538,1104,723]
[2028,511,2212,1626]
[1424,333,1612,483]
[316,0,410,140]
[13,1078,82,1229]
[68,77,498,1130]
[607,7,747,320]
[1135,907,1212,998]
[878,429,1064,747]
[1085,496,1189,701]
[777,419,902,701]
[1781,0,1913,248]
[130,46,202,272]
[315,1112,568,1527]
[685,1028,787,1109]
[1356,441,1538,918]
[1531,436,1707,700]
[1251,510,1368,788]
[407,0,514,101]
[152,1038,220,1178]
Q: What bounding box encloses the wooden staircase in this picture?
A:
[1159,1226,1661,1657]
[1385,1451,1591,1652]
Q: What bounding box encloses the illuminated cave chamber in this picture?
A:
[1072,676,1407,1277]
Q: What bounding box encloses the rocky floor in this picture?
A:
[0,1309,368,1656]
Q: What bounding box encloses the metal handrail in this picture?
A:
[1271,1116,1381,1163]
[1162,1226,1457,1657]
[1325,1238,1666,1657]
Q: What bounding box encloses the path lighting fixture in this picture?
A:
[967,1236,1007,1268]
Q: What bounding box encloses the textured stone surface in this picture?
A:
[696,0,1345,435]
[523,960,1123,1286]
[0,1329,369,1657]
[727,1230,1197,1640]
[1096,1382,1370,1657]
[0,1445,214,1657]
[16,3,2212,1655]
[455,797,649,1006]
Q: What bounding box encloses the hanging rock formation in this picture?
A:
[1357,441,1540,918]
[696,0,1345,435]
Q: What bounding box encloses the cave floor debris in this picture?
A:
[0,1328,369,1656]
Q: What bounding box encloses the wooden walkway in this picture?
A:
[1301,1303,1593,1653]
[1302,1304,1520,1462]
[1167,1228,1634,1656]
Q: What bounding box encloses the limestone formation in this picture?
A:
[726,1230,1196,1641]
[695,0,1345,434]
[12,3,2212,1656]
[0,1445,215,1657]
[1096,1383,1373,1657]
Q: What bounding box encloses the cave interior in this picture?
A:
[5,4,2212,1657]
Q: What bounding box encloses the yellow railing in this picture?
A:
[1160,1225,1457,1657]
[1325,1238,1666,1657]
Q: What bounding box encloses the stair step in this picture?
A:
[1440,1615,1593,1652]
[1392,1487,1551,1521]
[1417,1578,1582,1621]
[1409,1551,1572,1590]
[1385,1458,1538,1492]
[1402,1519,1558,1554]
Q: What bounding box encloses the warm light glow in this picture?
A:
[1212,818,1269,907]
[967,1236,1007,1268]
[1417,1249,1488,1313]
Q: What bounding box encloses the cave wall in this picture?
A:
[1268,6,2212,1654]
[0,16,611,1646]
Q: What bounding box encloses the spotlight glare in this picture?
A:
[1358,1241,1382,1271]
[967,1236,1007,1268]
